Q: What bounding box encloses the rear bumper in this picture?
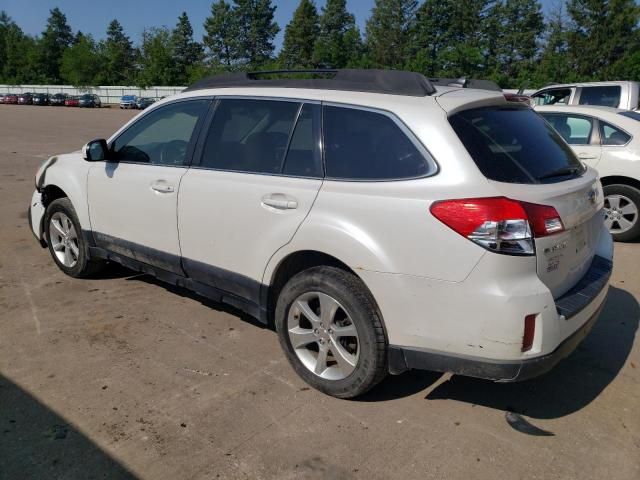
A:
[388,255,612,381]
[389,295,605,381]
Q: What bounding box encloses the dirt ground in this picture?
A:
[0,104,638,480]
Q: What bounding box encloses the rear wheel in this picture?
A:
[44,198,106,278]
[603,184,640,242]
[275,266,387,398]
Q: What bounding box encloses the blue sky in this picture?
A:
[3,0,555,51]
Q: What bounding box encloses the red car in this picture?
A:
[65,96,80,107]
[4,94,18,104]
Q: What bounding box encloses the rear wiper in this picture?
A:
[538,166,582,180]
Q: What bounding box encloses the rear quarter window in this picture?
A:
[449,107,584,184]
[323,105,433,180]
[578,86,621,107]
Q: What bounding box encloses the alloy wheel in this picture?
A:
[49,212,79,268]
[287,291,360,380]
[604,194,638,234]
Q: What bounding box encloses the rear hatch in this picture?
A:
[448,104,603,298]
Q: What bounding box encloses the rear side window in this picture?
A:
[200,99,322,177]
[578,86,621,107]
[540,113,594,145]
[533,88,572,106]
[201,99,299,175]
[600,121,631,146]
[618,111,640,122]
[282,103,323,177]
[323,106,431,180]
[449,107,583,184]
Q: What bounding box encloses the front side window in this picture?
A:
[578,86,621,108]
[533,88,572,106]
[323,106,431,180]
[600,121,631,146]
[112,100,209,165]
[541,113,594,145]
[450,107,583,184]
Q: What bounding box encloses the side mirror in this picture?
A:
[83,139,109,162]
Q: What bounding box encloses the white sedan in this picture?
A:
[536,105,640,241]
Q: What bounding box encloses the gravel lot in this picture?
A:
[0,104,638,480]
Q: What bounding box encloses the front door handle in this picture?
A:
[577,152,597,160]
[262,194,298,210]
[151,182,175,193]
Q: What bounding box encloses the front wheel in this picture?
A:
[44,198,106,277]
[275,266,387,398]
[603,184,640,242]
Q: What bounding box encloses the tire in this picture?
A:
[275,266,387,398]
[44,198,105,278]
[603,184,640,242]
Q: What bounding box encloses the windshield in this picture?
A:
[449,106,584,184]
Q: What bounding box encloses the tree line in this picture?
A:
[0,0,638,89]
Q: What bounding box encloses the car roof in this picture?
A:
[166,84,508,117]
[536,81,639,91]
[186,69,437,97]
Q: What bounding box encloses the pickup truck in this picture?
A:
[532,81,640,111]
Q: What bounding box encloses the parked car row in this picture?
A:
[119,95,157,110]
[0,92,102,107]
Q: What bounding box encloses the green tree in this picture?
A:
[171,12,204,84]
[137,27,174,87]
[407,0,454,75]
[203,0,240,67]
[0,11,11,74]
[0,13,41,84]
[99,20,136,85]
[280,0,319,68]
[313,0,362,68]
[487,0,544,86]
[434,0,487,78]
[60,32,101,86]
[38,8,73,83]
[234,0,280,66]
[567,0,640,80]
[365,0,418,69]
[534,3,573,85]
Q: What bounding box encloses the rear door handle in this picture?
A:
[262,194,298,210]
[577,153,597,160]
[151,182,175,193]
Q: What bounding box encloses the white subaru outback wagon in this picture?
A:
[29,70,613,398]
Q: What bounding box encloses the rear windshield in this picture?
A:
[449,107,584,184]
[619,111,640,122]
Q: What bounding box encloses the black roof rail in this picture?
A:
[184,69,437,97]
[428,77,503,92]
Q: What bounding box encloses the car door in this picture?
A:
[178,98,323,306]
[540,112,602,167]
[88,99,210,274]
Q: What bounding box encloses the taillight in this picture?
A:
[430,197,564,256]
